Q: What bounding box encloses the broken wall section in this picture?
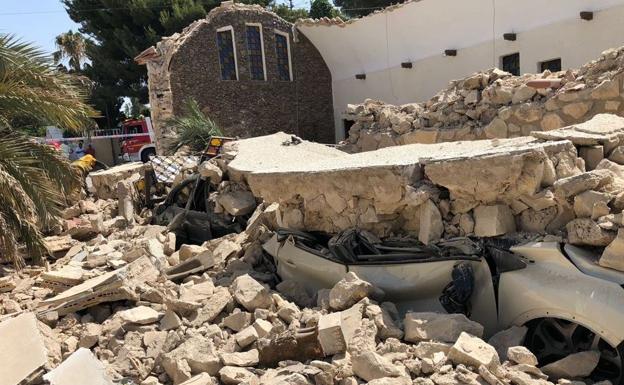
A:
[343,47,624,153]
[228,133,588,243]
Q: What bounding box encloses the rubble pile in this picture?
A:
[342,47,624,153]
[0,213,603,385]
[3,116,624,383]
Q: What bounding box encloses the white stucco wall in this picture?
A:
[297,0,624,141]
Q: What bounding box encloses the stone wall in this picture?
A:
[238,137,583,240]
[223,123,624,270]
[138,3,335,153]
[342,47,624,153]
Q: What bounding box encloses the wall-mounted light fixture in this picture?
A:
[355,73,366,80]
[401,62,413,68]
[580,11,593,21]
[444,49,457,57]
[503,33,517,41]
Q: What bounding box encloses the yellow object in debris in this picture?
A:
[71,154,97,173]
[135,178,145,192]
[210,137,223,146]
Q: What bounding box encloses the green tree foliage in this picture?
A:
[0,34,95,268]
[122,97,150,119]
[166,99,223,154]
[53,30,87,72]
[310,0,334,18]
[333,0,402,18]
[63,0,270,129]
[270,3,309,22]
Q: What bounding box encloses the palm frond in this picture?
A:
[166,98,224,153]
[53,30,86,72]
[0,129,79,225]
[0,34,97,131]
[0,212,20,268]
[0,33,91,268]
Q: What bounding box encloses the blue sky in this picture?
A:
[0,0,309,56]
[0,1,81,54]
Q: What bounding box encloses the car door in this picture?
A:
[348,257,498,337]
[266,234,348,296]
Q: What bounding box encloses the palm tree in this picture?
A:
[53,30,87,72]
[0,34,97,268]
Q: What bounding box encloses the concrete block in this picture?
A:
[473,204,516,237]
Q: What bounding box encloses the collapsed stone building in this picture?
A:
[294,0,624,140]
[135,2,335,153]
[7,34,624,385]
[2,124,619,385]
[342,47,624,153]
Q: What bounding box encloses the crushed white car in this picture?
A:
[263,228,624,384]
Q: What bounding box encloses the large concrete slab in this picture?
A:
[38,256,159,315]
[225,132,344,181]
[242,136,574,177]
[0,313,47,385]
[532,114,624,146]
[43,348,113,385]
[232,133,578,236]
[88,162,144,199]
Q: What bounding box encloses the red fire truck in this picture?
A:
[119,117,156,162]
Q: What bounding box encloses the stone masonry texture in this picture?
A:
[139,3,335,153]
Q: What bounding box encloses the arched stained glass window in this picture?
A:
[275,32,292,81]
[217,27,238,80]
[246,25,266,80]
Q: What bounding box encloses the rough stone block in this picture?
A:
[0,313,48,385]
[578,145,604,171]
[540,113,565,131]
[487,325,527,361]
[512,85,537,104]
[190,286,232,326]
[160,310,182,331]
[231,274,272,311]
[329,272,374,311]
[219,366,256,385]
[404,312,483,343]
[591,79,620,99]
[351,351,403,381]
[252,319,273,338]
[88,162,144,200]
[223,311,252,332]
[198,161,223,183]
[43,348,113,385]
[567,218,616,246]
[573,190,611,218]
[235,325,259,348]
[418,200,444,245]
[317,312,347,356]
[118,306,161,325]
[162,337,222,382]
[220,349,259,367]
[473,204,516,237]
[507,346,538,366]
[401,129,439,144]
[609,145,624,164]
[562,101,592,119]
[218,190,256,216]
[541,351,600,380]
[554,169,613,198]
[599,227,624,271]
[484,118,508,138]
[448,332,500,370]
